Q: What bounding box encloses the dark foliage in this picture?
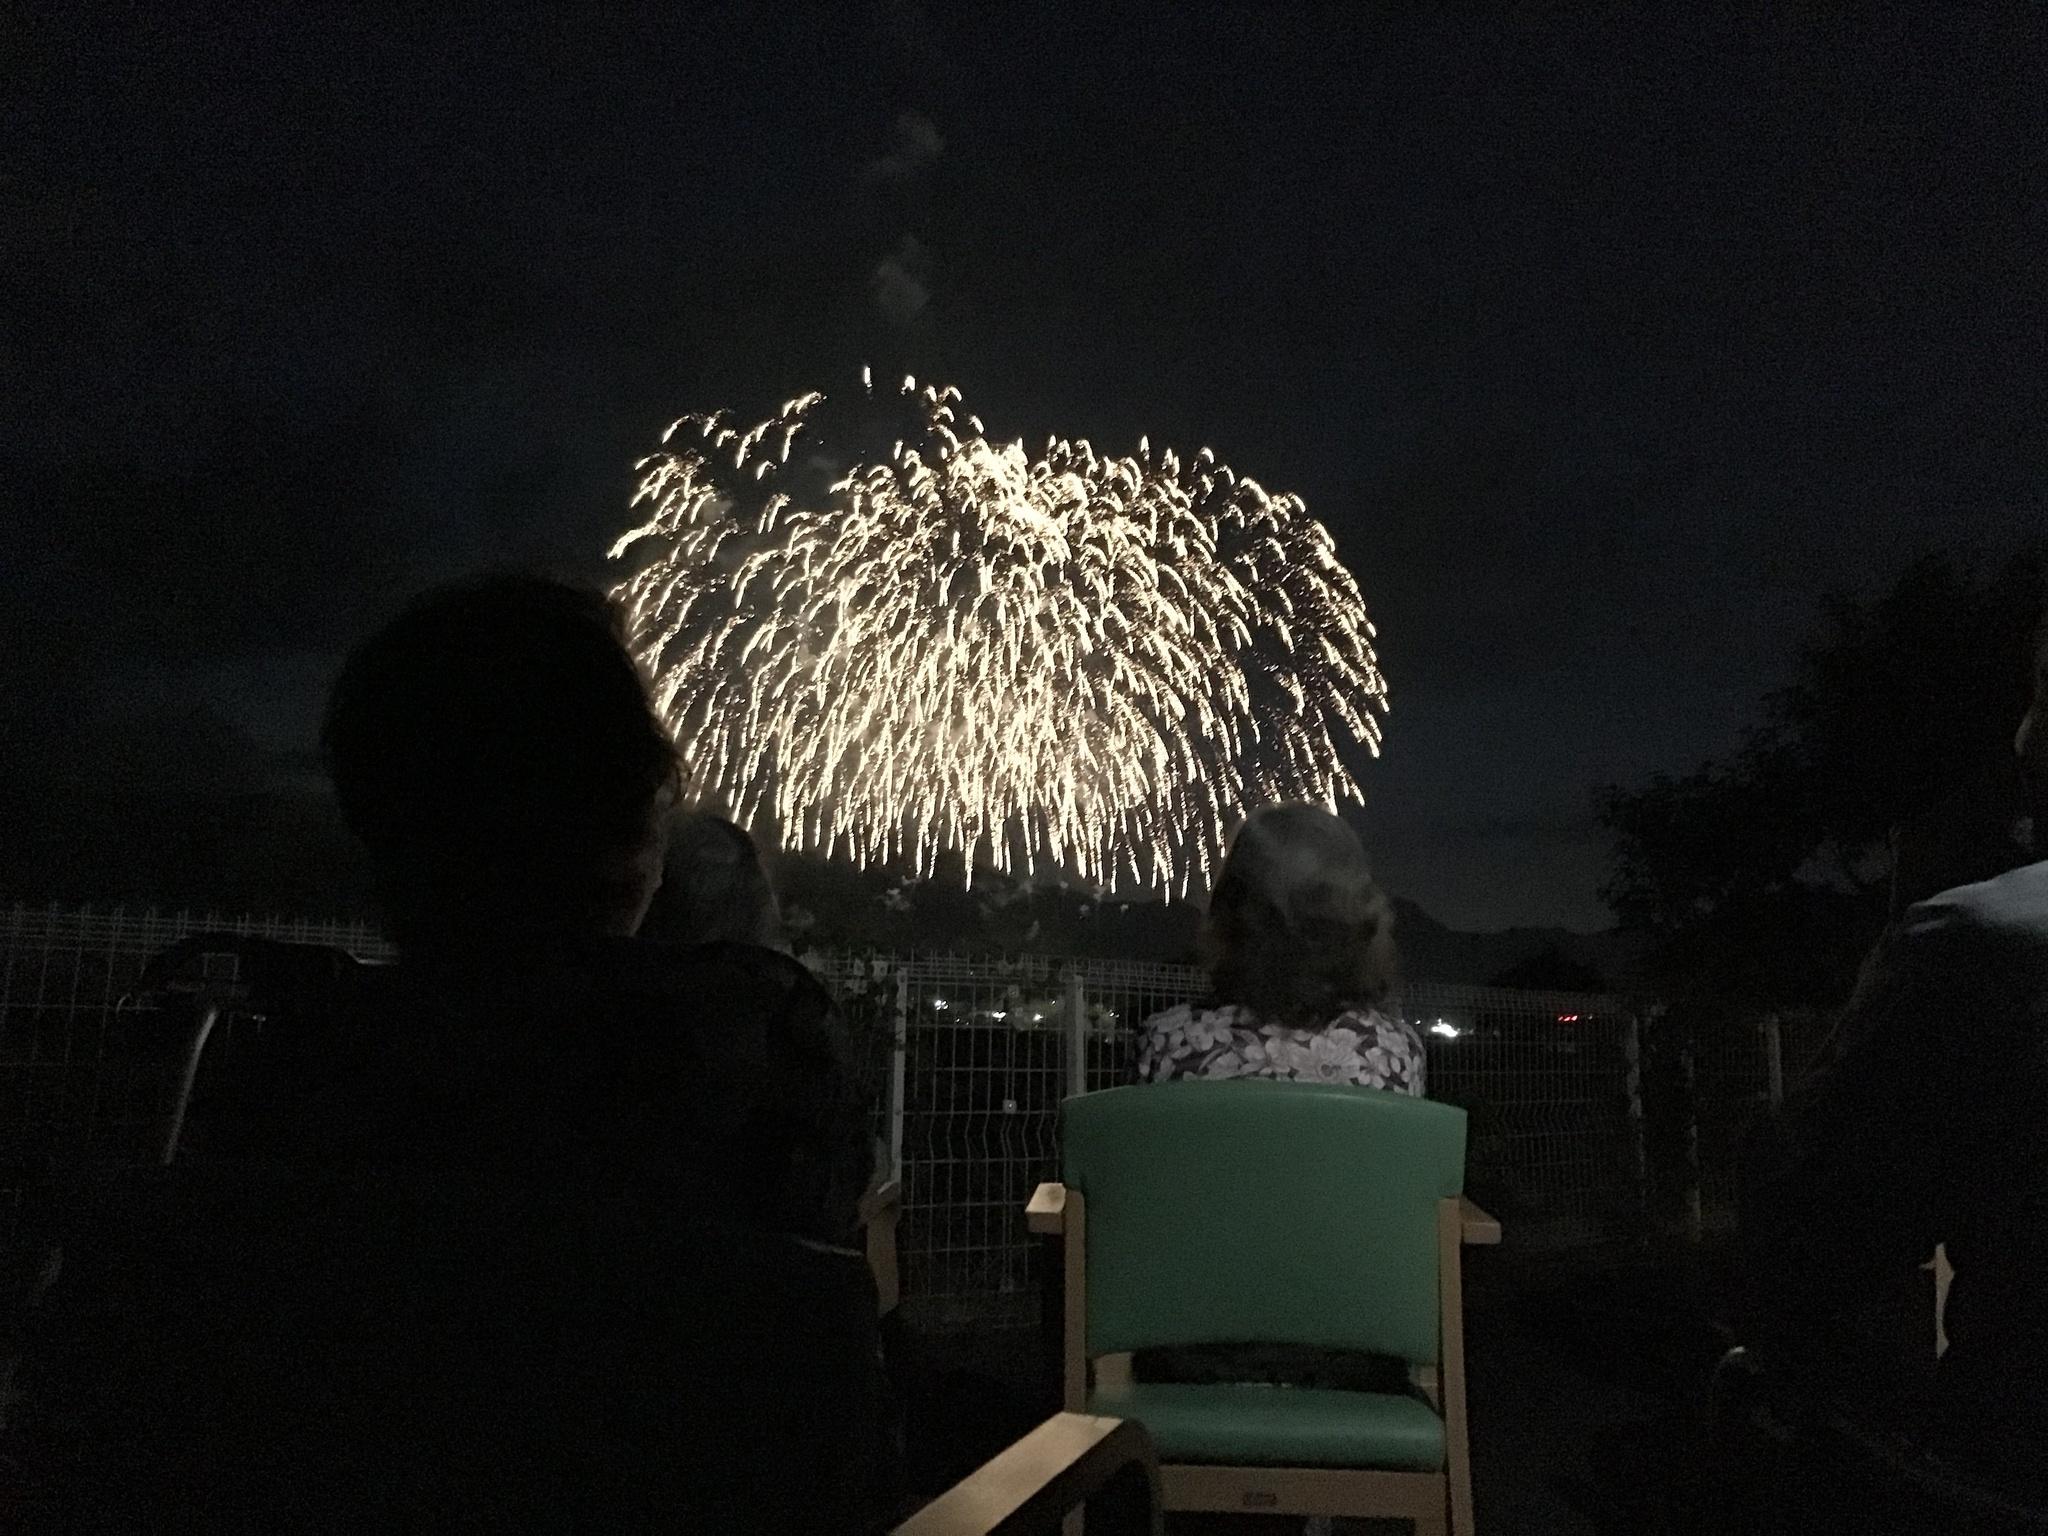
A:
[1598,546,2046,1008]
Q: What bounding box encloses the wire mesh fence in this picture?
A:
[1687,1008,1831,1236]
[2,903,1801,1327]
[1406,988,1647,1255]
[792,957,1650,1325]
[1689,1013,1775,1236]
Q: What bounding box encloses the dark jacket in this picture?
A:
[1740,858,2048,1495]
[6,937,900,1531]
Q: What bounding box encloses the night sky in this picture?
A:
[7,3,2044,931]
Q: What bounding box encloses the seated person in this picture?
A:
[641,810,893,1199]
[640,809,789,950]
[1136,803,1422,1095]
[1738,608,2048,1509]
[1127,803,1426,1398]
[5,574,901,1530]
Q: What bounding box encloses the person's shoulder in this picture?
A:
[602,937,829,1011]
[1325,1003,1411,1034]
[1911,857,2048,931]
[1900,857,2048,964]
[1138,1000,1198,1035]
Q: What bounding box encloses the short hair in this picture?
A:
[322,573,679,942]
[1202,803,1398,1025]
[640,812,785,949]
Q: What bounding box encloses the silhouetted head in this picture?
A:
[639,811,786,950]
[1202,803,1398,1025]
[323,573,679,949]
[2019,608,2048,842]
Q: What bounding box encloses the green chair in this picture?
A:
[1026,1080,1498,1535]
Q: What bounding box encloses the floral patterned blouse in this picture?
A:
[1135,1001,1426,1097]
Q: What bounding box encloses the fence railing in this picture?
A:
[1,903,1794,1328]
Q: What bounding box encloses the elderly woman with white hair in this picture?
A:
[1136,802,1424,1096]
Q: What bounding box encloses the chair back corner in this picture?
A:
[1060,1080,1467,1363]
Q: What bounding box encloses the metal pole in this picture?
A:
[1065,968,1088,1099]
[890,968,910,1182]
[1624,1013,1649,1241]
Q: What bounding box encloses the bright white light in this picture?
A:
[611,374,1388,897]
[1428,1021,1461,1039]
[932,997,949,1011]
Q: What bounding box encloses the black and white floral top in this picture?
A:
[1135,1001,1426,1097]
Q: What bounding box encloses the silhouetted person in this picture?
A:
[639,811,901,1217]
[1740,605,2048,1507]
[640,810,787,949]
[7,574,899,1530]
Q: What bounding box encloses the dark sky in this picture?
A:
[6,2,2044,930]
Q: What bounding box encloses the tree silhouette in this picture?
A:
[1598,545,2045,1008]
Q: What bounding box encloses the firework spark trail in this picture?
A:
[610,374,1388,898]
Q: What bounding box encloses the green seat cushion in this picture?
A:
[1086,1381,1446,1471]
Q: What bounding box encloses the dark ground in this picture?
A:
[890,1242,1746,1533]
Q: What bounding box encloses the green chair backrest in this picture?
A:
[1062,1079,1467,1366]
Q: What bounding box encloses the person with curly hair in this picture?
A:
[1136,803,1422,1097]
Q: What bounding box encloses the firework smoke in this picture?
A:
[610,374,1388,898]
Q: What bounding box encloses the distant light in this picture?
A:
[1429,1021,1461,1039]
[1032,1012,1044,1022]
[1557,1013,1579,1023]
[933,997,949,1011]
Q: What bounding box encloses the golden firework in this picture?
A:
[610,374,1387,897]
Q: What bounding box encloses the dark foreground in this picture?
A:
[892,1242,1742,1534]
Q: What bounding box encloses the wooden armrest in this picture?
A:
[860,1178,903,1318]
[892,1413,1162,1536]
[1459,1196,1501,1245]
[1025,1182,1067,1235]
[859,1178,903,1229]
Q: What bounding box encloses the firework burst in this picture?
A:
[610,373,1387,897]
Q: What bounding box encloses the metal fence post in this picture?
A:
[1064,968,1088,1099]
[1624,1013,1649,1240]
[890,967,910,1181]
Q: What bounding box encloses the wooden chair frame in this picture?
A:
[892,1412,1164,1536]
[1027,1183,1499,1536]
[860,1177,904,1316]
[160,1002,222,1166]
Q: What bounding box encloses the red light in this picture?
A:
[1557,1013,1579,1023]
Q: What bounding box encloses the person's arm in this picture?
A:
[1372,1010,1427,1097]
[1132,1020,1165,1083]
